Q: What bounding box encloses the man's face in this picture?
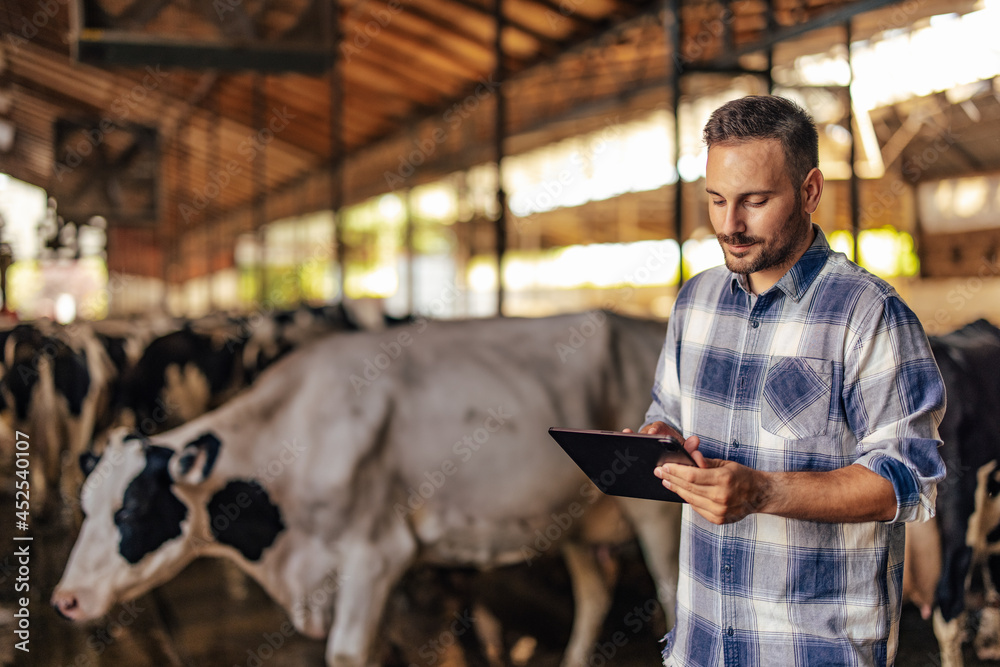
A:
[705,138,814,292]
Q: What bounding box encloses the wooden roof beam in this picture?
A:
[696,0,910,70]
[436,0,566,56]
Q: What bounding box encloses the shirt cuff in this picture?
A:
[854,452,929,523]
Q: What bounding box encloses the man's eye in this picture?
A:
[711,200,726,207]
[746,199,767,207]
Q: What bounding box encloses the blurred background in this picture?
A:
[0,0,997,330]
[2,0,1000,665]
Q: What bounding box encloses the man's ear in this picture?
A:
[801,167,824,215]
[170,432,222,485]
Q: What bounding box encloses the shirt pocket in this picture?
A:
[760,356,832,439]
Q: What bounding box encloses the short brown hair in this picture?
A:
[703,95,819,188]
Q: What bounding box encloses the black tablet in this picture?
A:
[547,427,695,503]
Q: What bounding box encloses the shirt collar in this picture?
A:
[728,224,831,302]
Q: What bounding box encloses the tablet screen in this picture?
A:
[547,428,694,503]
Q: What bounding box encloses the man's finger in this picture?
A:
[666,481,726,523]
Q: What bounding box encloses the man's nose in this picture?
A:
[720,204,746,236]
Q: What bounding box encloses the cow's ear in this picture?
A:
[79,451,100,478]
[171,432,222,485]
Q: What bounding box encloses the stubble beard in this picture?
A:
[717,204,811,277]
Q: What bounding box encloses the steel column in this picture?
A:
[253,73,268,304]
[326,0,344,302]
[494,0,507,315]
[667,0,684,285]
[846,20,860,266]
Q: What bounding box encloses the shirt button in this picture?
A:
[731,440,740,449]
[751,320,760,328]
[727,627,734,636]
[723,564,731,573]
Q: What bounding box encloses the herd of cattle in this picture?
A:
[0,305,999,666]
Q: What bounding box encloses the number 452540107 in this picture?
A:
[14,431,30,525]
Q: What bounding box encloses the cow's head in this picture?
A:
[51,428,223,621]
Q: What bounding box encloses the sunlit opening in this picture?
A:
[413,184,457,223]
[829,228,919,277]
[467,258,498,292]
[54,293,76,324]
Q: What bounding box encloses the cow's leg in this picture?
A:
[934,607,966,667]
[326,526,417,667]
[467,602,506,667]
[560,541,614,667]
[935,541,973,667]
[31,395,62,518]
[975,553,1000,660]
[615,498,682,629]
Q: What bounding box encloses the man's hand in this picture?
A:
[655,459,772,524]
[653,457,898,525]
[624,421,707,468]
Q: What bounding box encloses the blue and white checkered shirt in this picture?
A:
[646,226,946,667]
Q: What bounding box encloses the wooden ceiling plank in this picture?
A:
[436,0,566,52]
[339,12,485,82]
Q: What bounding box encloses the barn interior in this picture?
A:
[1,0,1000,665]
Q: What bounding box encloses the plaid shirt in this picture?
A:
[646,227,946,667]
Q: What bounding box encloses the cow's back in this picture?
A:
[178,311,668,566]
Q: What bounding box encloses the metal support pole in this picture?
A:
[253,73,268,305]
[209,88,220,311]
[846,20,860,266]
[766,0,776,93]
[161,134,180,313]
[494,0,507,315]
[327,0,344,302]
[667,0,684,285]
[405,189,415,314]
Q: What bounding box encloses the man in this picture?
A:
[637,95,946,666]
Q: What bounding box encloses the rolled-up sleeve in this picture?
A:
[846,295,947,523]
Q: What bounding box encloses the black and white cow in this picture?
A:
[52,311,682,667]
[0,322,117,516]
[901,319,1000,667]
[118,302,380,435]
